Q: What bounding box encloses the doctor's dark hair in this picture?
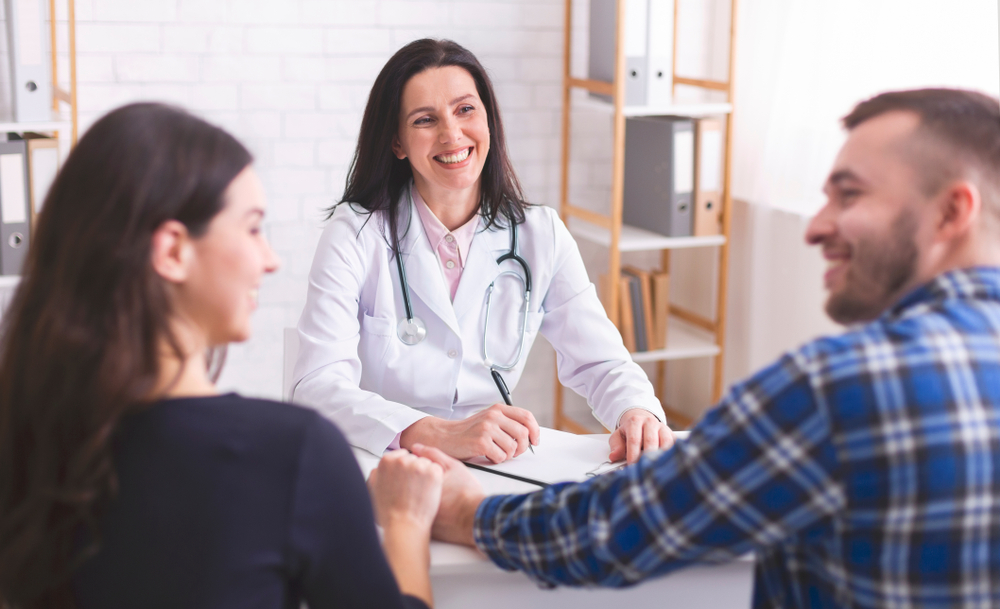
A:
[334,38,528,246]
[0,103,250,608]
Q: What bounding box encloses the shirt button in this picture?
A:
[445,234,454,243]
[445,260,455,269]
[447,350,457,358]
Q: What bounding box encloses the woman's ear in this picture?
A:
[392,135,406,160]
[151,220,193,283]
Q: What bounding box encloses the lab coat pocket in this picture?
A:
[358,313,393,392]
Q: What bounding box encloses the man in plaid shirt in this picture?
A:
[404,88,1000,607]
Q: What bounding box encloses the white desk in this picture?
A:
[353,430,754,609]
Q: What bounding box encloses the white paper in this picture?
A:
[1,154,26,225]
[674,129,694,193]
[466,427,612,485]
[701,129,723,191]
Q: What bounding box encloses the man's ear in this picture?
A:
[391,135,406,160]
[151,220,193,283]
[934,180,981,243]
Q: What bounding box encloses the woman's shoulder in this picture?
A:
[140,393,349,454]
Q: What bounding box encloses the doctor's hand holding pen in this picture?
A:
[399,403,541,464]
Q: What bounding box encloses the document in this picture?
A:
[465,427,615,486]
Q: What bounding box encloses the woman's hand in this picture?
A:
[608,408,675,464]
[400,404,541,464]
[367,450,444,607]
[368,449,443,532]
[409,444,486,547]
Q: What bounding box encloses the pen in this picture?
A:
[490,368,534,454]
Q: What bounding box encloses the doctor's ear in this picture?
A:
[151,219,195,283]
[391,135,407,160]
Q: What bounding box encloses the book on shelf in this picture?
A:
[588,0,674,107]
[651,271,670,350]
[618,276,637,352]
[0,139,29,275]
[622,266,655,352]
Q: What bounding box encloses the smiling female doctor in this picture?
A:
[292,39,672,465]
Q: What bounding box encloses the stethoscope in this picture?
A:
[394,185,533,375]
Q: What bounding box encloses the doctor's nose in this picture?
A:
[438,115,462,144]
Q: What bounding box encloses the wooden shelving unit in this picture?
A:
[555,0,739,433]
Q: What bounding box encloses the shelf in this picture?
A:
[569,217,726,252]
[630,316,720,364]
[574,97,733,118]
[0,113,72,134]
[0,275,21,288]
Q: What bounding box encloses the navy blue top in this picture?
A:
[72,393,428,609]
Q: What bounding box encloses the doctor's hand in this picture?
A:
[609,408,675,465]
[400,404,541,464]
[410,444,485,547]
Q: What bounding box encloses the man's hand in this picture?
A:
[608,408,675,464]
[400,404,541,464]
[409,444,486,547]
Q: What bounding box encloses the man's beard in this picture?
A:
[826,211,919,324]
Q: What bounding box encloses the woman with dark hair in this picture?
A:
[293,39,673,465]
[0,102,440,609]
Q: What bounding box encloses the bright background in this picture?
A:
[32,0,1000,425]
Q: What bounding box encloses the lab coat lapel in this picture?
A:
[452,224,507,322]
[396,195,462,337]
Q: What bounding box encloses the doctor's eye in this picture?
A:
[413,116,434,126]
[458,104,475,114]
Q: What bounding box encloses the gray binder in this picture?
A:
[588,0,647,106]
[0,139,29,275]
[623,116,695,237]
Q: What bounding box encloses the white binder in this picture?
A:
[4,0,51,122]
[645,0,674,107]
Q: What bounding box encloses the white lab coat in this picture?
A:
[291,194,662,455]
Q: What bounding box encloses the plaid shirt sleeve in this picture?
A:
[473,346,847,589]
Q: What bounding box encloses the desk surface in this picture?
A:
[353,429,710,574]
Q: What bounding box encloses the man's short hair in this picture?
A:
[842,88,1000,215]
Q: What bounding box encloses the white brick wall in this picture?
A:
[60,0,568,418]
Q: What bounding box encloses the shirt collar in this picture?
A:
[411,186,479,269]
[886,266,1000,320]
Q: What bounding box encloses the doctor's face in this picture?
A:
[393,66,491,200]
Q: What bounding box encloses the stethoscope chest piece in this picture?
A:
[397,316,427,345]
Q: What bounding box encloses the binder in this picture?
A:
[618,276,637,352]
[0,139,29,275]
[651,271,670,349]
[694,118,723,236]
[588,0,648,106]
[623,266,656,351]
[3,0,51,122]
[23,133,58,226]
[645,0,674,107]
[623,116,695,237]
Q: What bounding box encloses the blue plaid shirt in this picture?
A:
[474,267,1000,608]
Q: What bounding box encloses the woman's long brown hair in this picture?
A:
[0,103,251,607]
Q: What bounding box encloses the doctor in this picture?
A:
[292,38,672,464]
